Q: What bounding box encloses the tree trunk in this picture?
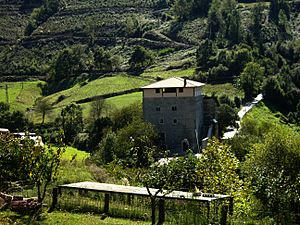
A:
[151,197,156,225]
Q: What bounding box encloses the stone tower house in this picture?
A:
[142,77,205,154]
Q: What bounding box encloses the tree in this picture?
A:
[196,39,216,69]
[0,133,64,203]
[197,138,240,194]
[60,104,83,144]
[88,117,112,151]
[141,151,198,225]
[115,119,158,168]
[269,0,289,24]
[92,131,118,165]
[111,102,142,131]
[249,3,264,44]
[226,8,241,45]
[53,45,88,81]
[89,99,109,123]
[207,0,224,40]
[129,46,154,73]
[172,0,194,20]
[34,98,53,125]
[239,62,264,99]
[217,104,238,133]
[0,102,31,132]
[243,125,300,223]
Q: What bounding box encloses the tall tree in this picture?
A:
[34,98,53,125]
[239,62,264,99]
[60,104,83,144]
[243,125,300,223]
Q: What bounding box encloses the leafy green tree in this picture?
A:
[88,117,112,151]
[217,104,238,133]
[111,102,142,131]
[172,0,194,20]
[93,47,116,72]
[129,46,154,73]
[0,133,64,203]
[89,99,109,123]
[239,62,264,99]
[269,0,289,24]
[0,102,31,132]
[196,39,216,69]
[243,125,300,223]
[207,0,224,40]
[226,8,241,45]
[34,98,53,125]
[141,151,198,225]
[249,3,264,44]
[278,9,291,40]
[92,131,118,164]
[53,45,88,81]
[60,104,83,144]
[115,119,158,167]
[197,138,240,194]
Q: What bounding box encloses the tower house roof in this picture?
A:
[142,77,205,89]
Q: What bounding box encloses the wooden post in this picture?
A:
[158,198,165,225]
[104,193,110,214]
[127,194,131,205]
[207,202,210,222]
[49,188,58,212]
[229,197,234,216]
[220,204,228,225]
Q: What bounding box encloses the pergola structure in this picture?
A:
[50,181,233,224]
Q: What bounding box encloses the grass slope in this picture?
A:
[45,75,151,108]
[0,81,44,112]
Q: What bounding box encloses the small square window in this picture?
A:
[155,88,160,93]
[159,119,164,124]
[156,107,160,111]
[173,119,178,124]
[179,88,183,93]
[172,106,177,111]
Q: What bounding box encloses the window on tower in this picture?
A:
[163,88,176,93]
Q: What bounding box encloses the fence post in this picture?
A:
[104,193,110,214]
[207,202,210,222]
[48,187,58,212]
[229,197,234,215]
[220,204,228,225]
[158,198,165,225]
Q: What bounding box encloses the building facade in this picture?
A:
[142,77,205,154]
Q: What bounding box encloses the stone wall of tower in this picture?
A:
[143,95,203,154]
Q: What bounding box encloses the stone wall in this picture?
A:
[143,95,203,154]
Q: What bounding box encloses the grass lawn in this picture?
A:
[45,75,151,109]
[142,68,195,79]
[0,81,44,112]
[61,146,90,161]
[202,83,243,99]
[55,146,94,185]
[0,211,150,225]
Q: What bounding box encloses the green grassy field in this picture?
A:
[45,75,151,108]
[202,83,243,99]
[0,81,44,112]
[142,68,195,79]
[0,211,150,225]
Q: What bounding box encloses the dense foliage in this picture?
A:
[0,133,64,202]
[0,102,32,132]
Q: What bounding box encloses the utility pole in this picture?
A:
[5,84,9,104]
